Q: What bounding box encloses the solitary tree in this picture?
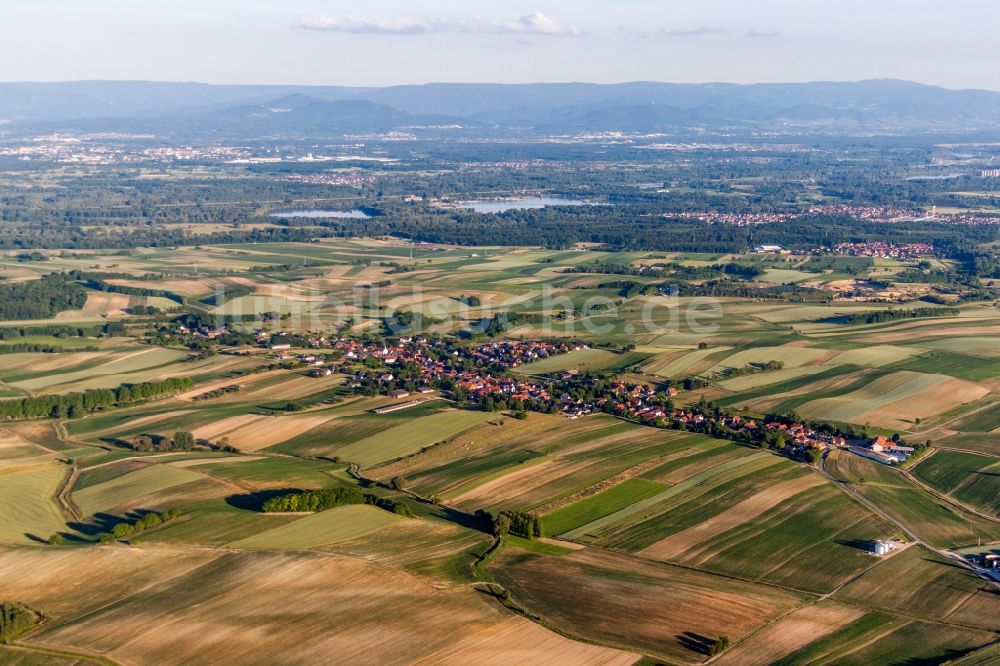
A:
[709,635,731,656]
[173,431,195,451]
[493,513,511,537]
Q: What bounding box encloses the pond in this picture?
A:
[269,209,370,219]
[457,197,587,213]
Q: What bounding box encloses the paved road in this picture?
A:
[819,450,1000,590]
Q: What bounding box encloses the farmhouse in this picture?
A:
[850,445,899,466]
[864,435,914,462]
[869,435,890,453]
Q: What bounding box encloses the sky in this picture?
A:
[1,0,998,90]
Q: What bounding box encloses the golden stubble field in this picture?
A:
[0,545,638,666]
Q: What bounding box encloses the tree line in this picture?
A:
[0,343,97,354]
[72,272,186,304]
[261,487,412,517]
[0,377,193,420]
[827,306,959,325]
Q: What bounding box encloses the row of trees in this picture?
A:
[0,377,193,420]
[714,360,784,380]
[677,280,832,302]
[0,325,96,340]
[261,487,412,517]
[492,510,542,539]
[129,430,196,453]
[0,343,96,354]
[830,306,959,325]
[100,508,181,543]
[73,272,186,304]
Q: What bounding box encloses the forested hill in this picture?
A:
[4,79,1000,136]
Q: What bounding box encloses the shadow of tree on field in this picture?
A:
[676,631,715,655]
[225,488,300,512]
[67,512,124,537]
[897,650,974,665]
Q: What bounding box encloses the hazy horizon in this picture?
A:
[1,78,996,94]
[2,1,998,91]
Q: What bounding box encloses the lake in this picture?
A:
[269,209,370,219]
[458,197,587,213]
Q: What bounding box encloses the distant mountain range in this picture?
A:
[2,79,1000,138]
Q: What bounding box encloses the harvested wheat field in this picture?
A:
[446,458,557,506]
[56,292,131,319]
[219,413,340,452]
[853,376,990,430]
[737,368,873,415]
[9,547,638,666]
[859,324,1000,344]
[191,414,269,442]
[714,601,868,665]
[704,345,831,376]
[441,420,673,513]
[0,427,53,468]
[368,411,560,483]
[237,372,343,401]
[796,371,944,425]
[491,546,807,664]
[173,369,283,401]
[0,545,219,617]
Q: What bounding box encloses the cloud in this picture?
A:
[492,12,579,37]
[300,12,579,37]
[300,15,434,34]
[636,26,781,39]
[657,26,728,37]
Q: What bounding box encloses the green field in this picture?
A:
[72,464,208,516]
[774,616,993,666]
[949,405,1000,433]
[705,345,829,376]
[335,409,494,468]
[0,463,67,543]
[821,344,923,368]
[648,346,730,378]
[227,504,402,548]
[835,545,1000,630]
[715,365,826,391]
[913,450,996,494]
[0,236,995,664]
[914,450,1000,517]
[394,416,684,514]
[855,483,1000,548]
[542,478,667,536]
[512,348,651,375]
[2,347,188,393]
[563,451,782,541]
[189,456,340,489]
